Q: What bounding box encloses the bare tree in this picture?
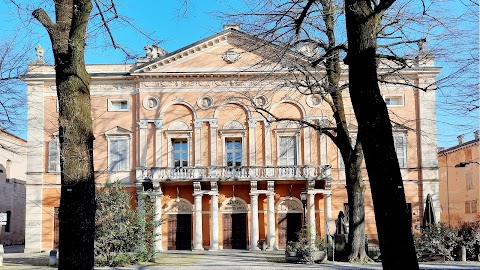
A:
[343,0,419,268]
[223,0,369,261]
[32,1,96,268]
[0,36,30,135]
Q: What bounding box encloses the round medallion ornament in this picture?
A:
[143,96,159,110]
[306,94,323,108]
[197,95,213,110]
[254,95,268,108]
[222,48,242,64]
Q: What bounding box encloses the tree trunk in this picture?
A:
[344,0,418,269]
[33,1,95,269]
[345,147,367,262]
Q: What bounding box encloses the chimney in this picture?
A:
[475,130,480,140]
[224,24,240,31]
[458,135,465,145]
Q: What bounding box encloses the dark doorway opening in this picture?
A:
[168,214,192,250]
[223,213,247,249]
[278,212,303,249]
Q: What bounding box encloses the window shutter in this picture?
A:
[48,140,60,172]
[394,136,406,168]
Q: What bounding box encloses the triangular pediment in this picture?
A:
[104,126,132,137]
[132,29,306,75]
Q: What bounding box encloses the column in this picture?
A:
[154,120,163,167]
[324,194,332,242]
[210,194,219,250]
[266,193,276,250]
[136,184,146,249]
[139,120,148,167]
[248,119,256,166]
[249,194,260,250]
[154,190,163,252]
[264,120,273,177]
[320,133,328,165]
[25,84,44,252]
[209,120,218,176]
[194,120,202,166]
[307,193,316,244]
[193,194,204,250]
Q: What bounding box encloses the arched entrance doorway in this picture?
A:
[220,198,248,249]
[276,197,304,249]
[165,198,193,250]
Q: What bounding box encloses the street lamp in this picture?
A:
[455,161,480,167]
[300,188,308,230]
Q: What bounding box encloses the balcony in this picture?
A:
[135,165,331,183]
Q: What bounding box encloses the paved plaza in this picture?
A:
[2,245,480,270]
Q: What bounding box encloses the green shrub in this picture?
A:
[414,223,460,261]
[94,182,158,267]
[458,221,480,261]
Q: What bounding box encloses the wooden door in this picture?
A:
[54,207,59,249]
[168,214,192,250]
[223,213,247,249]
[278,213,302,249]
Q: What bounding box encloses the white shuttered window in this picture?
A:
[109,138,129,171]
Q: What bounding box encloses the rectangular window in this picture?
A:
[5,211,11,232]
[108,99,129,111]
[472,200,477,213]
[173,140,188,167]
[279,136,297,166]
[109,138,129,171]
[226,139,242,167]
[384,95,405,106]
[394,135,407,168]
[466,171,474,190]
[48,140,60,172]
[466,201,471,214]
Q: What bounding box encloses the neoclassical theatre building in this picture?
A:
[23,25,441,252]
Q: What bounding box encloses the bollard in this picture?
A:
[458,246,466,262]
[0,244,4,266]
[49,250,58,266]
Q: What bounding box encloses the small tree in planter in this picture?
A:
[457,221,480,261]
[285,227,327,264]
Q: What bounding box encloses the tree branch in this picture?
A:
[294,0,317,35]
[32,8,55,37]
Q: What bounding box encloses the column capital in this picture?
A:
[248,119,257,128]
[250,181,258,192]
[194,120,203,129]
[210,181,218,192]
[193,181,202,193]
[209,119,218,128]
[138,120,148,129]
[154,119,163,129]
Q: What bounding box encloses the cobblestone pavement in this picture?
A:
[2,246,480,270]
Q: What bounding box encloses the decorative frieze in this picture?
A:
[139,79,282,89]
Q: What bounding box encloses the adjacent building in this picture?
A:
[0,129,27,245]
[438,131,480,227]
[23,25,441,252]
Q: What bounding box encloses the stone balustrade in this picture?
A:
[135,165,331,183]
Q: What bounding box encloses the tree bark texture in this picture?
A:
[33,1,95,269]
[321,0,367,260]
[344,0,419,269]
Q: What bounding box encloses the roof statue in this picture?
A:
[144,45,167,59]
[29,44,45,65]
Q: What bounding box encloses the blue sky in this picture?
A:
[0,0,478,147]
